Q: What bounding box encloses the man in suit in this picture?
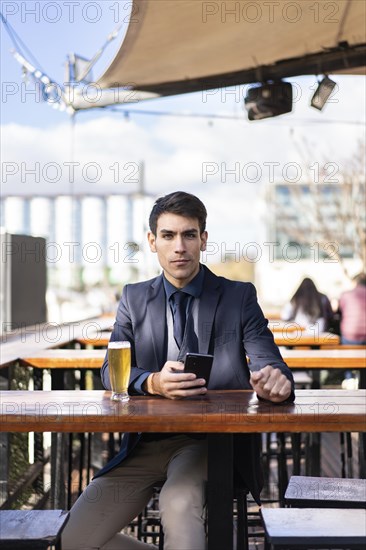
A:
[63,191,294,550]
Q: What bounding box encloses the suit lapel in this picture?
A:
[146,274,167,370]
[198,267,221,354]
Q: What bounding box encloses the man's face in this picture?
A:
[148,213,208,288]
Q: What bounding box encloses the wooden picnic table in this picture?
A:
[19,349,106,370]
[1,389,364,433]
[18,347,366,369]
[274,332,340,347]
[77,331,342,349]
[17,348,366,371]
[15,345,366,394]
[281,348,366,391]
[13,345,366,499]
[16,346,366,391]
[17,349,106,391]
[1,389,365,550]
[72,325,342,349]
[281,349,366,369]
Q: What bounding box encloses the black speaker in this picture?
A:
[1,233,47,332]
[311,76,336,110]
[244,81,293,120]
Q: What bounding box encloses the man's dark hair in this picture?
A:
[149,191,207,235]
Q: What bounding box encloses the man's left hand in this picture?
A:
[250,365,292,403]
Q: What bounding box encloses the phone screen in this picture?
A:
[184,353,213,386]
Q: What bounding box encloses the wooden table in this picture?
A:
[19,348,366,369]
[281,349,366,369]
[2,389,364,433]
[281,348,366,390]
[18,348,366,371]
[19,349,106,370]
[18,347,366,390]
[1,389,365,550]
[18,349,106,390]
[274,332,340,347]
[279,349,366,478]
[76,331,341,349]
[75,331,112,347]
[268,321,304,333]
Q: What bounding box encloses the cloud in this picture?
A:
[1,74,364,246]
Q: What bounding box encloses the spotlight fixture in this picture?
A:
[311,76,337,110]
[244,81,293,121]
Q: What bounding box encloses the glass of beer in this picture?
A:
[108,341,131,402]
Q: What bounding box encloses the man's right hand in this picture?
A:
[147,361,207,400]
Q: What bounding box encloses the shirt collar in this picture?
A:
[163,265,205,301]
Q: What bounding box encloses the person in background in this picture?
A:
[338,273,366,344]
[281,277,334,332]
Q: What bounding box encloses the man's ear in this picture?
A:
[200,231,208,251]
[147,231,157,252]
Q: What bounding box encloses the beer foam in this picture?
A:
[108,341,131,349]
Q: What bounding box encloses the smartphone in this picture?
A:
[184,353,214,386]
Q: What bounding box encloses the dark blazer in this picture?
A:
[96,265,294,503]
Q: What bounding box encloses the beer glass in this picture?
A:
[108,341,131,402]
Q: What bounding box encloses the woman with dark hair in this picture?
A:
[281,277,334,331]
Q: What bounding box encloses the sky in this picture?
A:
[1,0,365,270]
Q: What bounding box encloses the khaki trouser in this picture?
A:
[62,435,207,550]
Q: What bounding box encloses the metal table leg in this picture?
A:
[207,433,234,550]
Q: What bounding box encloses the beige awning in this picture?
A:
[97,0,366,97]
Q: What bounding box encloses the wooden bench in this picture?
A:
[285,475,366,508]
[0,510,69,549]
[261,507,366,549]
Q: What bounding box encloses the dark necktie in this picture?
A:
[172,291,189,348]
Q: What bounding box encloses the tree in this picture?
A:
[267,140,365,279]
